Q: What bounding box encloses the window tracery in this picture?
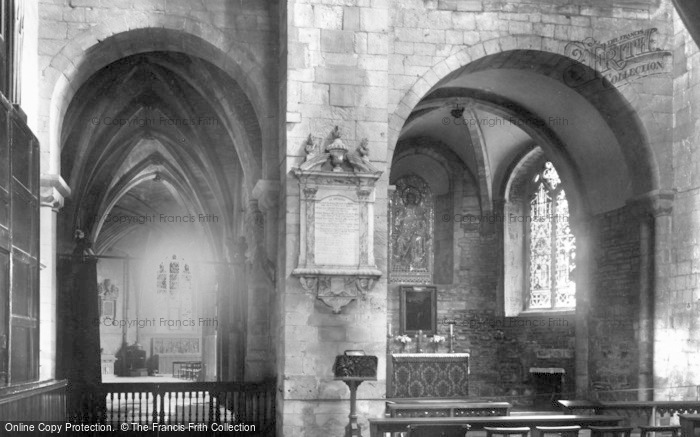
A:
[156,254,193,329]
[527,162,576,309]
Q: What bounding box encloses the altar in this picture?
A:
[388,353,470,398]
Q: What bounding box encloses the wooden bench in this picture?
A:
[638,425,680,437]
[369,414,626,437]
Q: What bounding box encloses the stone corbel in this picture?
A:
[299,276,318,293]
[355,276,377,293]
[40,174,71,211]
[252,179,280,212]
[627,189,675,219]
[317,276,358,314]
[297,272,379,314]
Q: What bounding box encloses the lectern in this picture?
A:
[333,351,378,437]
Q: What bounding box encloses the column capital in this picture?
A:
[251,179,280,212]
[40,174,71,211]
[626,189,675,219]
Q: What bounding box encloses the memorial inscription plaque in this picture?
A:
[315,195,359,266]
[292,127,383,313]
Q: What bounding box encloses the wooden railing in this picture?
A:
[70,380,275,434]
[592,386,700,402]
[559,398,700,429]
[0,380,68,421]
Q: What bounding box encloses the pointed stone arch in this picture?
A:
[42,26,271,192]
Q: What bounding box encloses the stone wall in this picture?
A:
[588,206,641,398]
[282,0,678,433]
[654,8,700,399]
[282,1,390,434]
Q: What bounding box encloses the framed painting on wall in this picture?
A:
[399,285,437,335]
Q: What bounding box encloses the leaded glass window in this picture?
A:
[156,255,193,329]
[157,254,191,296]
[527,162,576,309]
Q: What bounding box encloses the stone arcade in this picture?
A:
[0,1,699,436]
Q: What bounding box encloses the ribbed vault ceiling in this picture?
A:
[61,51,260,258]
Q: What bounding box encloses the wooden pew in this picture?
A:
[678,414,700,437]
[558,400,604,415]
[369,414,625,437]
[559,399,700,427]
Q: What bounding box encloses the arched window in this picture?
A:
[527,162,576,309]
[156,255,193,329]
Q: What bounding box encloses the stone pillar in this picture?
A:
[570,215,593,398]
[282,0,390,434]
[217,245,245,382]
[252,179,281,264]
[244,197,275,381]
[39,174,70,381]
[627,190,673,401]
[638,215,654,401]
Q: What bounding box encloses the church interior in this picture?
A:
[1,0,700,436]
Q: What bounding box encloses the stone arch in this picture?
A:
[388,35,660,212]
[391,137,469,195]
[43,25,270,190]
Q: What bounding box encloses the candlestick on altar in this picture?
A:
[449,323,455,353]
[387,323,391,338]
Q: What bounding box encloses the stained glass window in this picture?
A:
[156,254,193,330]
[527,162,576,309]
[156,254,191,296]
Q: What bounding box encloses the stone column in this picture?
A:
[39,174,70,381]
[570,215,593,398]
[627,190,673,401]
[282,1,390,434]
[252,179,280,265]
[217,242,245,382]
[244,196,276,380]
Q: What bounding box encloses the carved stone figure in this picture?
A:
[390,176,434,283]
